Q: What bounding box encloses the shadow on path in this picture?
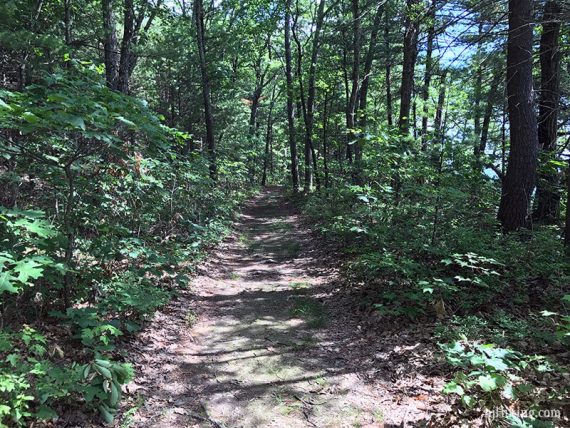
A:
[127,187,446,428]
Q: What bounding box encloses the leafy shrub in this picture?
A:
[441,340,565,426]
[96,272,170,319]
[0,209,63,295]
[79,358,133,424]
[0,325,134,426]
[0,327,78,426]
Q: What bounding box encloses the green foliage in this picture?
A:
[80,359,133,424]
[0,209,63,295]
[440,340,565,426]
[0,63,251,426]
[0,327,80,426]
[97,272,170,319]
[301,127,570,425]
[541,295,570,345]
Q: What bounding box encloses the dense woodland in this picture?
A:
[1,0,570,426]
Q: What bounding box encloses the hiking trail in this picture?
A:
[128,188,445,428]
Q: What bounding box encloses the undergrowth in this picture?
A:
[300,177,570,426]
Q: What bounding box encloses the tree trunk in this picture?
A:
[194,0,217,180]
[262,86,277,187]
[249,86,262,182]
[533,0,562,224]
[117,0,135,93]
[564,159,570,249]
[358,2,384,129]
[346,0,361,169]
[384,11,393,127]
[478,69,502,167]
[497,0,539,231]
[398,0,420,134]
[434,71,447,142]
[64,0,72,45]
[302,0,326,192]
[292,11,312,190]
[285,0,299,191]
[420,0,436,149]
[102,0,119,89]
[472,22,484,146]
[322,91,330,188]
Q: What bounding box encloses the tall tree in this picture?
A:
[384,9,393,127]
[194,0,217,180]
[262,84,279,187]
[398,0,420,134]
[357,1,384,130]
[285,0,299,191]
[420,0,436,149]
[472,22,484,146]
[346,0,361,168]
[497,0,539,231]
[102,0,162,93]
[301,0,326,191]
[533,0,562,223]
[478,68,503,165]
[102,0,119,89]
[433,70,447,142]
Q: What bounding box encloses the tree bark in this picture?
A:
[64,0,72,45]
[420,0,436,149]
[398,0,420,134]
[248,61,268,182]
[564,159,570,249]
[292,8,312,190]
[285,0,299,191]
[533,0,562,223]
[194,0,217,180]
[497,0,539,231]
[472,22,484,146]
[384,11,393,127]
[117,0,135,93]
[477,69,502,167]
[102,0,119,89]
[358,2,384,129]
[434,71,447,142]
[262,85,278,187]
[346,0,361,169]
[322,91,330,188]
[301,0,326,191]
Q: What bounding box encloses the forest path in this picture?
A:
[128,187,439,428]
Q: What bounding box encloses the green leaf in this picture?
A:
[478,374,506,392]
[116,116,136,127]
[22,111,40,123]
[13,258,44,283]
[6,353,19,365]
[12,217,56,238]
[35,406,58,419]
[0,98,12,111]
[485,358,510,371]
[443,381,464,395]
[67,115,86,130]
[460,395,476,408]
[502,383,515,400]
[0,271,19,293]
[99,405,115,424]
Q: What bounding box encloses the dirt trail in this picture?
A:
[127,188,445,428]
